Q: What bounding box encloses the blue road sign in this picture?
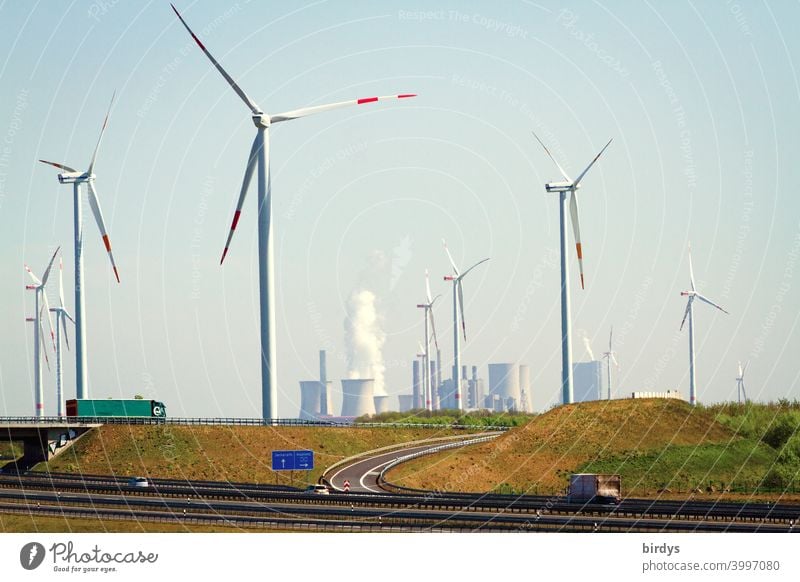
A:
[295,450,314,470]
[272,450,295,471]
[271,450,314,471]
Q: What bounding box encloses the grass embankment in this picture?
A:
[0,513,251,533]
[0,441,22,460]
[386,398,798,499]
[356,409,535,428]
[35,424,469,487]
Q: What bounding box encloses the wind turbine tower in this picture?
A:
[172,4,415,420]
[442,240,489,411]
[679,244,729,406]
[416,271,439,411]
[601,326,618,400]
[532,132,612,404]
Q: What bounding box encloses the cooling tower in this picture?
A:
[519,364,532,413]
[340,379,376,417]
[488,363,521,411]
[398,394,414,412]
[374,395,390,414]
[299,381,322,420]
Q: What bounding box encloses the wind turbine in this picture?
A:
[532,131,612,405]
[39,94,120,401]
[171,4,416,420]
[736,361,749,404]
[679,244,729,406]
[50,258,76,417]
[24,247,60,417]
[442,240,489,411]
[416,271,440,411]
[601,326,619,400]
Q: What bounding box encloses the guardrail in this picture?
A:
[0,416,512,431]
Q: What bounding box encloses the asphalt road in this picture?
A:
[326,434,500,493]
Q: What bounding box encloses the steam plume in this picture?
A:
[344,289,386,395]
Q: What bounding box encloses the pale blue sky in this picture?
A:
[1,0,799,417]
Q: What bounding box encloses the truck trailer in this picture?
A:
[66,399,167,418]
[568,473,621,504]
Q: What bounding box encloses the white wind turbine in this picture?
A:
[601,326,619,400]
[416,271,440,411]
[39,94,120,401]
[736,361,749,404]
[50,258,76,417]
[532,131,612,405]
[679,244,729,406]
[442,240,489,411]
[172,4,416,420]
[24,247,60,417]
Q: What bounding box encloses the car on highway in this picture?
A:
[304,484,329,495]
[127,477,150,488]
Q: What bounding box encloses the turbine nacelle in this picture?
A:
[57,171,90,184]
[545,181,576,193]
[680,291,695,297]
[443,275,455,281]
[252,113,269,129]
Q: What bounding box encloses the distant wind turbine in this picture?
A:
[531,131,612,404]
[50,258,76,417]
[736,361,749,404]
[416,271,440,411]
[24,247,60,417]
[601,326,619,400]
[442,240,489,411]
[679,244,729,406]
[39,93,120,401]
[171,3,416,420]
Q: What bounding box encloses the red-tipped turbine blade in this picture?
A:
[270,94,416,124]
[38,160,77,173]
[87,181,120,282]
[221,133,261,264]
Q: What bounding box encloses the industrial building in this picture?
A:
[572,361,606,403]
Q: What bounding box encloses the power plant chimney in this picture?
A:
[412,360,421,409]
[319,349,330,415]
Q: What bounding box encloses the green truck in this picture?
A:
[66,399,167,418]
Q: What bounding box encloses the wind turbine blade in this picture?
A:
[609,325,613,351]
[62,312,70,351]
[417,341,425,354]
[428,309,439,352]
[40,246,60,287]
[39,311,51,372]
[87,181,120,282]
[531,130,571,182]
[171,4,262,115]
[221,133,260,264]
[442,239,459,276]
[38,160,77,173]
[680,297,692,331]
[41,292,56,351]
[58,257,65,308]
[742,360,749,377]
[737,361,743,378]
[459,257,489,279]
[425,269,432,303]
[688,243,696,292]
[573,138,612,187]
[457,279,467,341]
[741,381,747,401]
[87,91,115,174]
[270,94,416,124]
[611,353,619,368]
[569,191,585,289]
[695,293,729,314]
[24,264,42,286]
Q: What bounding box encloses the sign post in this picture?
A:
[271,450,314,486]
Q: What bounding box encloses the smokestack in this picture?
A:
[436,348,442,395]
[319,350,329,416]
[471,366,477,382]
[463,365,468,382]
[412,360,421,409]
[430,360,439,410]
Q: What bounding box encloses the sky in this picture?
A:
[1,0,799,418]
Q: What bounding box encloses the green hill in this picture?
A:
[386,398,783,497]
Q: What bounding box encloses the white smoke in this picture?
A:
[344,289,386,395]
[581,330,595,361]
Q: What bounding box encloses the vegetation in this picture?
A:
[355,408,535,428]
[386,398,800,499]
[0,441,22,460]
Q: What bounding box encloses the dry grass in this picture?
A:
[387,398,745,494]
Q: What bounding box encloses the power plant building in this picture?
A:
[487,363,521,411]
[340,379,376,417]
[572,361,606,403]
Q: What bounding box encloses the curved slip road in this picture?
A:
[326,433,501,493]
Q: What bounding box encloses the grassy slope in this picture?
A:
[0,513,251,533]
[35,424,467,486]
[387,398,777,496]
